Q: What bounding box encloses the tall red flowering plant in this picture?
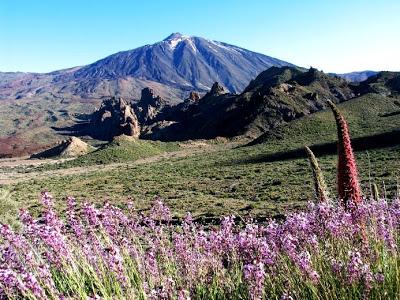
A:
[327,100,362,208]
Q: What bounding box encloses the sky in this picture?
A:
[1,0,399,73]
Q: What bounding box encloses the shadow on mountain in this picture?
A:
[51,117,98,139]
[230,130,400,165]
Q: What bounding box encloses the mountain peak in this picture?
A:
[162,33,191,50]
[163,32,188,41]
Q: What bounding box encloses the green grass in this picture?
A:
[253,93,400,150]
[2,93,400,222]
[6,146,400,223]
[41,137,180,169]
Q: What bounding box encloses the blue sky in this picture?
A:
[1,0,399,73]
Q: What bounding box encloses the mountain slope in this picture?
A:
[0,70,187,104]
[335,71,377,82]
[354,71,400,96]
[74,33,293,94]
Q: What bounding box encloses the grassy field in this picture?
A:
[1,93,399,224]
[43,137,181,168]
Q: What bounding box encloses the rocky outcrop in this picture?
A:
[31,137,94,158]
[204,82,228,97]
[140,67,358,141]
[139,87,166,108]
[135,88,167,123]
[89,97,140,140]
[60,67,400,144]
[66,89,170,141]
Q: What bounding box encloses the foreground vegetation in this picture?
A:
[1,192,399,299]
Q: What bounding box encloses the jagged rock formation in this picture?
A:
[174,91,201,111]
[62,67,400,144]
[139,67,356,141]
[135,88,167,123]
[87,97,140,140]
[204,82,228,97]
[31,137,94,158]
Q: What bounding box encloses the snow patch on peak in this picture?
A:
[169,38,184,49]
[164,32,187,41]
[163,33,191,50]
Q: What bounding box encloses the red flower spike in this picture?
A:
[327,100,362,207]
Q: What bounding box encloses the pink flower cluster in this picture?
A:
[0,193,399,299]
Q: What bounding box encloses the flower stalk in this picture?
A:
[305,146,329,202]
[327,100,362,207]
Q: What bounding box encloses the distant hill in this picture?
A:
[335,71,377,82]
[354,71,400,95]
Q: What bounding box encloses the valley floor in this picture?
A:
[0,142,221,185]
[1,140,399,227]
[1,93,400,226]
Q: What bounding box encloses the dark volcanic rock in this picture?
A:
[205,82,228,97]
[139,87,166,108]
[135,87,167,123]
[141,67,357,141]
[63,67,400,144]
[87,97,140,140]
